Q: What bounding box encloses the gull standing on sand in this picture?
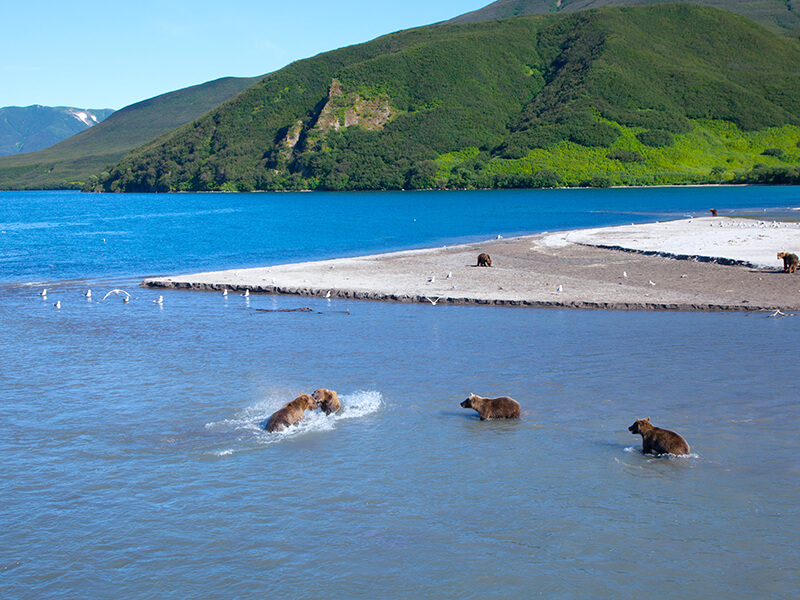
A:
[556,285,563,292]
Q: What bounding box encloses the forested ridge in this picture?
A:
[89,4,800,193]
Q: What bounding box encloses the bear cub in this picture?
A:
[628,417,690,456]
[461,393,520,420]
[265,393,318,432]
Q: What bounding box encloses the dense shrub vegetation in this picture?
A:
[88,5,800,193]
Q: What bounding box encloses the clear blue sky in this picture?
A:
[1,1,489,110]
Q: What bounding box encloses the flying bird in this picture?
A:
[424,296,442,305]
[101,289,132,302]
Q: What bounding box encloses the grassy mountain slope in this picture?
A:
[444,0,800,35]
[0,76,260,190]
[91,5,800,193]
[0,106,114,156]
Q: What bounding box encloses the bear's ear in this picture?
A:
[646,416,651,422]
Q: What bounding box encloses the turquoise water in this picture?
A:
[1,188,799,599]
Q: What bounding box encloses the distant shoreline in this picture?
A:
[142,217,800,312]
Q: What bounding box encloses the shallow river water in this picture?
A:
[1,188,799,599]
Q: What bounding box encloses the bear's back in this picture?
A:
[645,426,690,455]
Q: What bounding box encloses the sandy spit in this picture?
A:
[142,217,800,312]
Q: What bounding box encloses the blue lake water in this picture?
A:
[1,188,799,599]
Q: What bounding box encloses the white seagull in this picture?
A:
[424,296,442,305]
[153,295,163,305]
[241,290,250,297]
[54,300,61,309]
[85,289,92,299]
[649,280,656,286]
[222,289,228,296]
[556,285,563,292]
[325,291,331,298]
[101,289,132,302]
[40,288,47,297]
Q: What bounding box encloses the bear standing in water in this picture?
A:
[312,388,341,415]
[461,393,520,420]
[265,393,318,432]
[628,417,690,456]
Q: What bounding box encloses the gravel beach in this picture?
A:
[142,217,800,312]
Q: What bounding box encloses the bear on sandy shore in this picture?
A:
[312,388,341,415]
[628,417,690,456]
[477,253,492,267]
[461,393,521,420]
[265,393,318,432]
[777,251,798,273]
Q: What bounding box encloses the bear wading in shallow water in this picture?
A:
[477,253,492,267]
[777,251,798,273]
[628,417,690,456]
[461,393,520,420]
[312,388,340,415]
[265,393,318,432]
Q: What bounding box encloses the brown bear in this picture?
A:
[628,417,690,456]
[777,251,798,273]
[709,208,718,217]
[477,253,492,267]
[265,393,318,432]
[461,393,520,420]
[312,388,340,415]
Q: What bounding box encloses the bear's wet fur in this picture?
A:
[313,388,340,415]
[265,393,318,432]
[477,253,492,267]
[461,393,520,420]
[628,417,690,456]
[777,251,798,273]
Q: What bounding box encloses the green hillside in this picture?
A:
[445,0,800,35]
[0,76,260,190]
[90,4,800,193]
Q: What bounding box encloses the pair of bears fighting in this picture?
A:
[267,390,690,456]
[264,388,339,432]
